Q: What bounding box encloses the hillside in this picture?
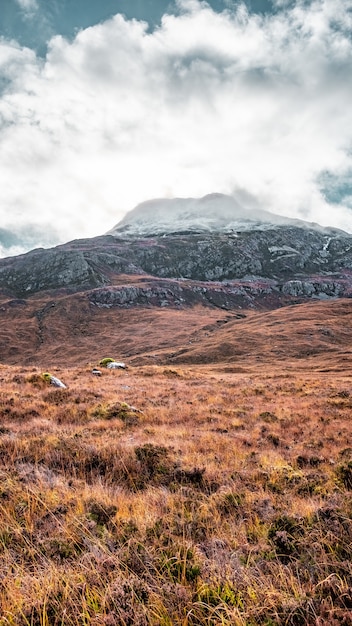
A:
[1,288,352,372]
[1,229,352,299]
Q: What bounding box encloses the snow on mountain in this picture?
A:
[108,193,342,237]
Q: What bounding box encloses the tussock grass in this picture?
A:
[0,363,351,625]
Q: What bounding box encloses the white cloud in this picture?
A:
[14,0,39,19]
[1,0,352,254]
[14,0,39,12]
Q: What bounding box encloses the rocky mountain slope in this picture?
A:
[0,211,352,304]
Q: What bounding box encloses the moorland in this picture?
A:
[0,299,351,625]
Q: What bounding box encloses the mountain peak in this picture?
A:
[108,193,343,238]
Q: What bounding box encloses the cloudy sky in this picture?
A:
[1,0,352,256]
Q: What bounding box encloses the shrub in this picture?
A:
[99,358,116,367]
[336,461,352,489]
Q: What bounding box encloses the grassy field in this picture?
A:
[0,362,351,625]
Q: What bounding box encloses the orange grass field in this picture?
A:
[0,361,351,625]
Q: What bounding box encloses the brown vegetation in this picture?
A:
[0,359,351,625]
[2,295,352,372]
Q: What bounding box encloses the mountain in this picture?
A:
[1,193,352,366]
[0,196,351,302]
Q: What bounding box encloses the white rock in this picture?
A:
[107,361,126,369]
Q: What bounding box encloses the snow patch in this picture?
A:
[108,194,342,238]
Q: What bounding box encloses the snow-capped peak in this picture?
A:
[108,193,341,237]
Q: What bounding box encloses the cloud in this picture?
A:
[0,222,59,258]
[14,0,39,18]
[1,0,352,255]
[14,0,38,12]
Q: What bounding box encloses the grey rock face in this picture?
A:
[0,248,109,296]
[281,280,344,298]
[87,274,350,311]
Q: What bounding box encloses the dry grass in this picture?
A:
[2,296,352,372]
[0,362,351,625]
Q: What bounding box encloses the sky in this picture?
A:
[1,0,352,257]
